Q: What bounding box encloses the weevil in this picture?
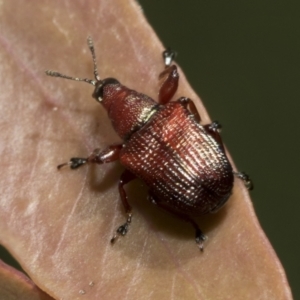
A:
[46,37,252,250]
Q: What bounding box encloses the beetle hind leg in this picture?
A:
[185,217,207,251]
[195,227,207,252]
[149,193,207,251]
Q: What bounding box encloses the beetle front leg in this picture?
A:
[111,169,136,243]
[57,144,123,170]
[158,48,179,105]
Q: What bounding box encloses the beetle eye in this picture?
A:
[93,78,120,102]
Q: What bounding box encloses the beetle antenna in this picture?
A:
[87,36,101,81]
[45,70,96,86]
[45,36,101,86]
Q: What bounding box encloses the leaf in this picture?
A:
[0,260,54,300]
[0,1,292,299]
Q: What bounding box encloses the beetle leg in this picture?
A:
[158,65,179,105]
[233,171,254,190]
[158,48,179,105]
[149,193,207,251]
[57,144,123,170]
[178,97,202,123]
[178,98,223,142]
[194,226,207,252]
[204,121,222,134]
[203,121,224,148]
[111,169,136,243]
[184,216,207,252]
[162,47,176,67]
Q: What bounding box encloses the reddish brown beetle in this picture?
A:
[46,37,252,250]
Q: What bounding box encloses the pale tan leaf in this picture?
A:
[0,260,54,300]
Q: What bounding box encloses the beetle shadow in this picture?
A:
[79,165,229,269]
[87,162,122,194]
[109,179,229,269]
[76,162,123,220]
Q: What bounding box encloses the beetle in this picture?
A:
[46,37,252,250]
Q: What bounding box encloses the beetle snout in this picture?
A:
[92,78,120,102]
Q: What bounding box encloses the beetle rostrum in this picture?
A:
[46,37,252,251]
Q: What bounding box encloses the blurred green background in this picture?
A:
[0,0,298,298]
[138,0,298,298]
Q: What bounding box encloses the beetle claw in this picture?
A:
[195,230,207,252]
[110,223,129,244]
[110,234,118,244]
[57,162,70,170]
[57,158,88,170]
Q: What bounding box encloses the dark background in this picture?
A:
[0,1,298,298]
[138,0,298,298]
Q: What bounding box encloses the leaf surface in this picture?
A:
[0,260,54,300]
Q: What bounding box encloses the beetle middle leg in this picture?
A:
[149,193,207,251]
[203,121,225,148]
[178,97,202,123]
[58,145,138,242]
[111,169,136,243]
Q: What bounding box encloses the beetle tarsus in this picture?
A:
[111,213,132,244]
[162,47,176,67]
[195,229,207,252]
[57,157,88,170]
[234,171,254,190]
[207,121,222,133]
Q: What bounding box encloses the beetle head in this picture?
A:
[45,36,121,104]
[92,78,120,102]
